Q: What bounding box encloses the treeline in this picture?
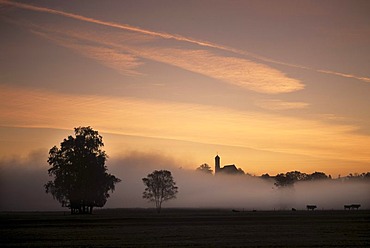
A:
[265,171,370,187]
[196,163,370,187]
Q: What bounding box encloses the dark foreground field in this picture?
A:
[1,209,370,247]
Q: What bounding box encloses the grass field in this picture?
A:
[1,209,370,247]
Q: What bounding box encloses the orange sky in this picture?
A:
[0,0,369,176]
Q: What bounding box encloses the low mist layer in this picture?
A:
[1,151,369,211]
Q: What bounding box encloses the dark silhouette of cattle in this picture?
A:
[292,208,297,211]
[344,204,361,210]
[306,205,317,210]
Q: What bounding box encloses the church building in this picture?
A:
[214,155,244,175]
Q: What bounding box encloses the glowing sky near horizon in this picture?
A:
[0,0,369,176]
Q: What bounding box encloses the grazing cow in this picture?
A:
[306,205,317,211]
[351,204,361,210]
[344,205,352,210]
[344,204,361,210]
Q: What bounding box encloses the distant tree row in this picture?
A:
[273,171,330,187]
[195,163,370,188]
[342,172,370,181]
[264,171,370,187]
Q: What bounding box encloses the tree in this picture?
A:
[274,173,294,187]
[261,173,271,179]
[274,171,308,187]
[142,170,178,213]
[45,126,121,214]
[196,163,213,174]
[307,171,329,181]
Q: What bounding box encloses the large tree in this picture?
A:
[142,170,178,213]
[45,126,120,214]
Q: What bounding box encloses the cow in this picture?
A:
[350,204,361,210]
[306,205,317,211]
[344,205,352,210]
[344,204,361,210]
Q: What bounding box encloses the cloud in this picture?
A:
[31,30,142,76]
[133,48,304,94]
[26,23,304,94]
[1,0,369,84]
[1,85,370,164]
[319,114,347,122]
[255,99,309,110]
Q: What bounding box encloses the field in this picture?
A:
[1,209,370,247]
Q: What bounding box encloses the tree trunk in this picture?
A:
[156,201,162,213]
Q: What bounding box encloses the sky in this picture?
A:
[1,0,370,178]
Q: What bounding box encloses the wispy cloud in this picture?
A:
[133,48,304,94]
[1,0,369,84]
[26,24,304,94]
[319,114,347,122]
[255,99,309,110]
[1,85,369,164]
[31,30,142,76]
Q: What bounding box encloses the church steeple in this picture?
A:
[215,154,220,173]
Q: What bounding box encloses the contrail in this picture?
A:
[317,70,370,83]
[1,0,369,83]
[0,0,232,51]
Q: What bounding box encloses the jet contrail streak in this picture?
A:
[317,70,370,83]
[1,0,369,83]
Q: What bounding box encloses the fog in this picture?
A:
[1,151,369,211]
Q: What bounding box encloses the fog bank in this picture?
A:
[1,151,369,211]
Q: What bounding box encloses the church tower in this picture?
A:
[215,154,220,174]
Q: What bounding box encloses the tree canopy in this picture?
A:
[274,171,330,187]
[45,126,121,214]
[142,170,178,213]
[196,163,213,174]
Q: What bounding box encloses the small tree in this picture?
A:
[45,126,121,214]
[142,170,178,213]
[196,163,213,174]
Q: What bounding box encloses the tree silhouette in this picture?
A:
[261,173,271,179]
[274,171,333,187]
[45,126,121,214]
[142,170,178,213]
[274,171,308,187]
[307,171,329,181]
[345,172,370,181]
[196,163,213,174]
